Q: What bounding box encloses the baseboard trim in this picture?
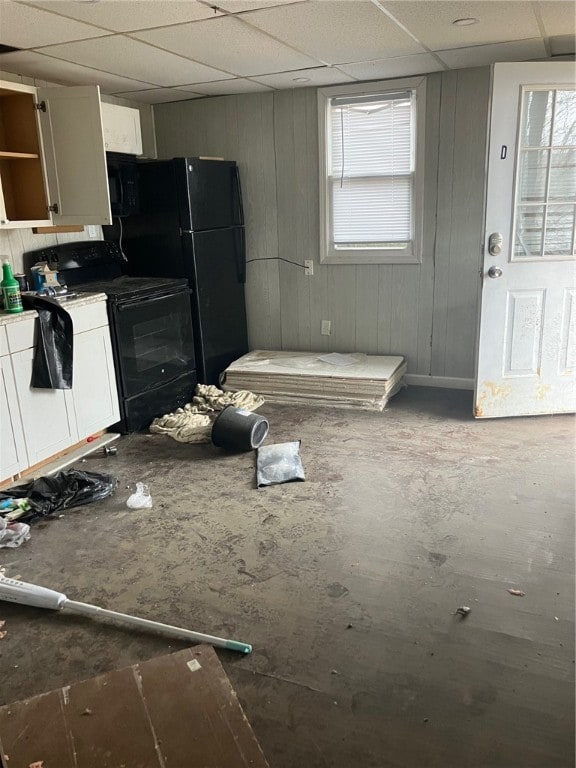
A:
[404,374,474,390]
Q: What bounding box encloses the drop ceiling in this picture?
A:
[0,0,573,104]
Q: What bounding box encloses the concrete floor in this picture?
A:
[0,387,574,768]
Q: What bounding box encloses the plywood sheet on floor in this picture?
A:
[223,349,407,409]
[0,646,268,768]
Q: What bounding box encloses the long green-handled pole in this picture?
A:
[0,576,252,654]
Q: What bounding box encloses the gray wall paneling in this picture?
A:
[432,68,490,378]
[154,66,490,379]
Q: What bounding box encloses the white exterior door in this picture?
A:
[475,62,576,418]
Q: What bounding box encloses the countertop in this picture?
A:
[0,292,107,326]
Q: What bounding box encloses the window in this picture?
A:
[318,77,426,264]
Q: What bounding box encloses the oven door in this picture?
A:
[113,288,195,398]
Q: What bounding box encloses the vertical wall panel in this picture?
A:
[444,68,490,378]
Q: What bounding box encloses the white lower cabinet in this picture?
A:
[73,326,120,440]
[0,355,28,479]
[10,347,78,467]
[1,298,120,483]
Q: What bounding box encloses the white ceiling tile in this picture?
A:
[37,36,234,86]
[0,0,108,48]
[112,88,203,103]
[383,1,542,52]
[338,53,445,80]
[23,1,222,31]
[252,66,355,88]
[180,78,274,95]
[212,0,306,11]
[240,1,424,65]
[535,1,576,37]
[132,15,319,76]
[0,50,154,92]
[437,38,547,69]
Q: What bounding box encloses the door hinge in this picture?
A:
[34,101,47,112]
[47,203,59,214]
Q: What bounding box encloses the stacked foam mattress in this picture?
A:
[221,350,406,411]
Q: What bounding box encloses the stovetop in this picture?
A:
[24,240,188,303]
[71,275,189,302]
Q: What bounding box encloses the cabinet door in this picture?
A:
[37,85,112,226]
[10,348,78,466]
[101,102,142,155]
[72,326,120,440]
[0,356,28,482]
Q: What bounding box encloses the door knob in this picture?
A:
[488,266,503,279]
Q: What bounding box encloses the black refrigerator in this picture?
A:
[106,158,248,385]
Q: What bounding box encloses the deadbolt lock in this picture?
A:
[488,233,503,256]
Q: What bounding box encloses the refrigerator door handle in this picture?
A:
[235,226,246,284]
[232,164,244,227]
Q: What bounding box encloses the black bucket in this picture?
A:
[211,406,269,451]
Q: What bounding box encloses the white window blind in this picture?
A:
[328,90,415,249]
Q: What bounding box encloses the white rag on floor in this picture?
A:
[149,384,264,444]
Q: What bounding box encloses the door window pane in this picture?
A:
[552,90,576,145]
[549,148,576,200]
[518,149,548,203]
[521,90,553,147]
[515,206,545,258]
[544,204,575,256]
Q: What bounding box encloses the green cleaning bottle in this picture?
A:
[1,260,23,314]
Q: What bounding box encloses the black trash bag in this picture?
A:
[256,441,305,487]
[22,294,73,389]
[0,470,117,522]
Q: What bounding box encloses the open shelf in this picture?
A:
[0,151,39,159]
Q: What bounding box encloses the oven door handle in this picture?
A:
[117,288,190,311]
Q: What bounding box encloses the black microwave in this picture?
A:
[106,153,139,217]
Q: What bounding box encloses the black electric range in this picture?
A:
[24,241,197,433]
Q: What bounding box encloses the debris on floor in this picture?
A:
[257,441,305,487]
[126,482,153,509]
[507,588,526,597]
[149,383,264,443]
[455,606,471,617]
[0,470,117,522]
[0,519,31,549]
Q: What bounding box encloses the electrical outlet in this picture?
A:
[321,320,331,336]
[87,225,98,238]
[304,259,314,276]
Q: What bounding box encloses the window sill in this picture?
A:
[321,250,422,266]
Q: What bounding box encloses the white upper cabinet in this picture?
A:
[101,102,142,155]
[0,80,117,229]
[37,85,112,226]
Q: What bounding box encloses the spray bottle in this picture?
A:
[1,260,23,314]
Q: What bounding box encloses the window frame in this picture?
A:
[318,76,426,265]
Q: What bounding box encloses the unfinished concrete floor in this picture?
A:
[0,387,574,768]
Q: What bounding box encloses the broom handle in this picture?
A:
[64,600,252,654]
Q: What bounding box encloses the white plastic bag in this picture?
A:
[0,518,31,548]
[126,482,153,509]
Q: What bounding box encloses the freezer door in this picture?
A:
[185,228,248,384]
[117,161,187,277]
[176,158,244,231]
